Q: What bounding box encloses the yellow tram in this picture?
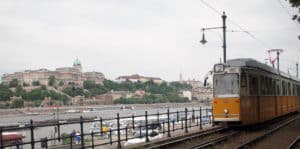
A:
[212,58,300,125]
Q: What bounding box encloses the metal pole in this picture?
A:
[30,119,35,149]
[296,62,298,78]
[132,114,135,130]
[80,116,84,149]
[200,107,202,130]
[117,113,121,149]
[145,111,149,142]
[277,51,280,72]
[100,117,103,136]
[185,108,188,133]
[91,131,94,149]
[0,128,3,149]
[167,108,171,137]
[222,12,227,63]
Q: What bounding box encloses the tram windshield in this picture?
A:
[213,73,239,98]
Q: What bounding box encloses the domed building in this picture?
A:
[1,59,105,88]
[73,58,82,72]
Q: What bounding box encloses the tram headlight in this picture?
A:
[214,64,224,72]
[224,109,229,114]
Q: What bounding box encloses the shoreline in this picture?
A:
[0,102,211,118]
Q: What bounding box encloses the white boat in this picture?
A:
[64,109,81,113]
[25,112,39,116]
[83,106,120,113]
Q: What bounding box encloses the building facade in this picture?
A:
[1,59,105,87]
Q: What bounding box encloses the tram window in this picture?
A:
[249,75,258,96]
[240,72,248,96]
[241,73,247,87]
[260,76,265,95]
[272,79,276,96]
[282,81,286,96]
[293,84,296,96]
[267,77,271,95]
[288,82,291,96]
[213,73,239,97]
[276,80,280,96]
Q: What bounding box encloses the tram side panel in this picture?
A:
[240,96,260,125]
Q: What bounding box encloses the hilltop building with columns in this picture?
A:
[1,59,105,87]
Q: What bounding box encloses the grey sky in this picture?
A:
[0,0,299,81]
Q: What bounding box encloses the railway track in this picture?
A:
[287,136,300,149]
[189,131,239,149]
[236,116,300,149]
[147,126,229,149]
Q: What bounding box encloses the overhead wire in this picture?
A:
[199,0,300,75]
[199,0,272,49]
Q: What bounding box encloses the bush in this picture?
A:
[0,84,13,101]
[10,99,24,108]
[32,81,40,86]
[9,79,18,88]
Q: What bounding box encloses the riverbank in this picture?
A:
[0,102,211,118]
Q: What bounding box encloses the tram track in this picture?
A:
[146,126,229,149]
[287,136,300,149]
[236,116,300,149]
[189,131,239,149]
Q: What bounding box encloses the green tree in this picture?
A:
[287,0,300,39]
[83,80,96,89]
[9,79,18,88]
[59,81,64,86]
[0,84,13,101]
[32,81,40,86]
[26,88,44,100]
[15,85,26,98]
[48,76,56,86]
[10,99,24,108]
[62,87,85,97]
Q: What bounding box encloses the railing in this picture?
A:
[0,107,212,149]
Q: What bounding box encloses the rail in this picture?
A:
[287,136,300,149]
[191,131,239,149]
[236,116,299,149]
[147,126,227,149]
[0,107,212,149]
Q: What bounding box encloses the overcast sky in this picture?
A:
[0,0,299,81]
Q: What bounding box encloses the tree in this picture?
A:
[10,99,24,108]
[15,85,26,98]
[32,81,40,86]
[287,0,300,39]
[25,88,44,100]
[9,79,18,88]
[48,76,56,86]
[59,81,64,86]
[0,84,13,101]
[62,87,85,97]
[83,80,96,89]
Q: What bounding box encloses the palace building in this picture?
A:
[1,59,105,87]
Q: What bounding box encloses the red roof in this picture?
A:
[117,74,162,80]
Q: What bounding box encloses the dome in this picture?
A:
[73,59,81,66]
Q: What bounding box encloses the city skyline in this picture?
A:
[0,0,299,81]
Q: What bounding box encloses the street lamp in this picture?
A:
[200,12,227,63]
[200,29,207,44]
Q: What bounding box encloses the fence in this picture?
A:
[0,107,213,149]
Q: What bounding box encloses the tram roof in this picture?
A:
[226,58,299,82]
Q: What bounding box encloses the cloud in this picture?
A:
[0,0,299,81]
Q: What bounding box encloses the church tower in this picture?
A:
[73,59,82,72]
[179,72,183,83]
